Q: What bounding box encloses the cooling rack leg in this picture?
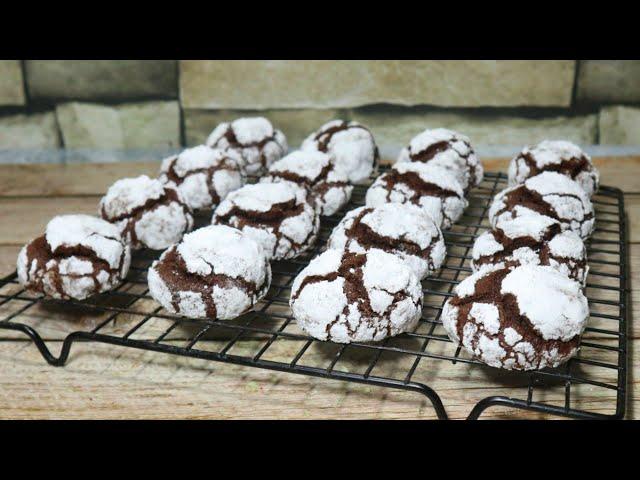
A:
[0,322,71,366]
[467,396,513,420]
[409,384,448,420]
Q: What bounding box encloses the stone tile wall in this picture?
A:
[1,60,639,162]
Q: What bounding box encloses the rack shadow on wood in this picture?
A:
[0,171,628,420]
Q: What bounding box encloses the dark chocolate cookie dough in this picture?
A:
[148,225,271,320]
[442,265,589,370]
[17,214,131,300]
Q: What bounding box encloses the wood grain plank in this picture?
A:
[626,194,640,243]
[0,162,160,197]
[0,197,100,245]
[0,337,633,419]
[0,242,635,419]
[0,156,639,197]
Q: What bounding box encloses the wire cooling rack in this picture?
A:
[0,170,628,419]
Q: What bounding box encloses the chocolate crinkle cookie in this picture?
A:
[148,225,271,320]
[442,265,589,370]
[17,214,131,300]
[301,120,379,184]
[328,203,446,280]
[212,183,320,261]
[206,117,287,176]
[489,171,595,239]
[159,145,245,211]
[508,140,599,197]
[472,215,588,285]
[260,150,353,217]
[100,175,194,251]
[397,128,483,193]
[290,249,423,343]
[365,162,467,229]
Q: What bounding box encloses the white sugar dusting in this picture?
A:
[46,214,125,269]
[328,204,445,280]
[290,249,422,344]
[100,175,165,218]
[501,265,589,341]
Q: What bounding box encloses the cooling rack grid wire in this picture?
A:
[0,170,628,420]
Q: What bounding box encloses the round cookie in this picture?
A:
[159,145,245,211]
[301,120,379,184]
[397,128,483,193]
[206,117,287,176]
[260,150,353,217]
[365,162,467,229]
[508,140,599,196]
[99,175,194,250]
[441,265,589,370]
[488,171,595,239]
[290,249,423,343]
[148,225,271,320]
[212,183,320,261]
[472,215,588,285]
[328,204,446,280]
[17,214,131,300]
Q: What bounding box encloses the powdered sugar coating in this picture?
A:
[290,249,422,343]
[260,150,353,216]
[206,117,287,176]
[159,145,245,211]
[365,162,467,229]
[489,172,595,239]
[301,120,378,184]
[17,214,131,300]
[328,204,446,280]
[508,140,599,196]
[441,265,589,370]
[99,175,193,250]
[472,215,588,284]
[501,265,588,340]
[148,225,271,320]
[396,128,483,192]
[212,183,320,261]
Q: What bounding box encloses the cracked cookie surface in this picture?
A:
[441,265,589,370]
[17,214,131,300]
[212,182,320,261]
[206,117,287,176]
[472,215,588,285]
[100,175,194,250]
[159,145,245,211]
[260,150,353,217]
[396,128,483,193]
[148,225,271,320]
[328,204,446,280]
[290,249,423,343]
[508,140,599,196]
[489,172,595,239]
[365,162,467,229]
[301,119,378,184]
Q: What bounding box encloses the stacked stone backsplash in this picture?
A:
[1,60,639,163]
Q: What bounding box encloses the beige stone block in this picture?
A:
[599,106,640,145]
[577,60,640,104]
[26,60,178,101]
[180,60,575,109]
[0,112,60,149]
[350,109,598,149]
[0,60,25,105]
[56,101,180,149]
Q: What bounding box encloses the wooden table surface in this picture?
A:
[0,157,637,420]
